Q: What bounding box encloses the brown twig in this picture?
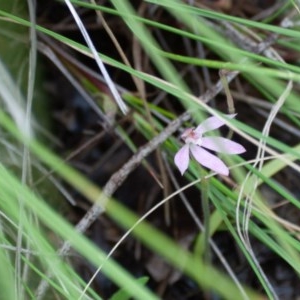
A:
[35,28,277,300]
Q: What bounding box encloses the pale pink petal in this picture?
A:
[201,137,246,154]
[194,114,236,135]
[174,144,190,175]
[190,144,229,176]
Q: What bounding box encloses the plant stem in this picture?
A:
[200,167,211,264]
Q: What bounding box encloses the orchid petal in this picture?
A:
[194,114,236,135]
[201,137,246,154]
[174,144,190,175]
[190,145,229,176]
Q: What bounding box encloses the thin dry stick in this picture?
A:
[90,0,146,98]
[79,156,251,300]
[64,0,128,114]
[35,31,277,298]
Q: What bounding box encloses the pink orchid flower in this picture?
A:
[174,115,246,176]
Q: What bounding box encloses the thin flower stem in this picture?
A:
[200,167,211,264]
